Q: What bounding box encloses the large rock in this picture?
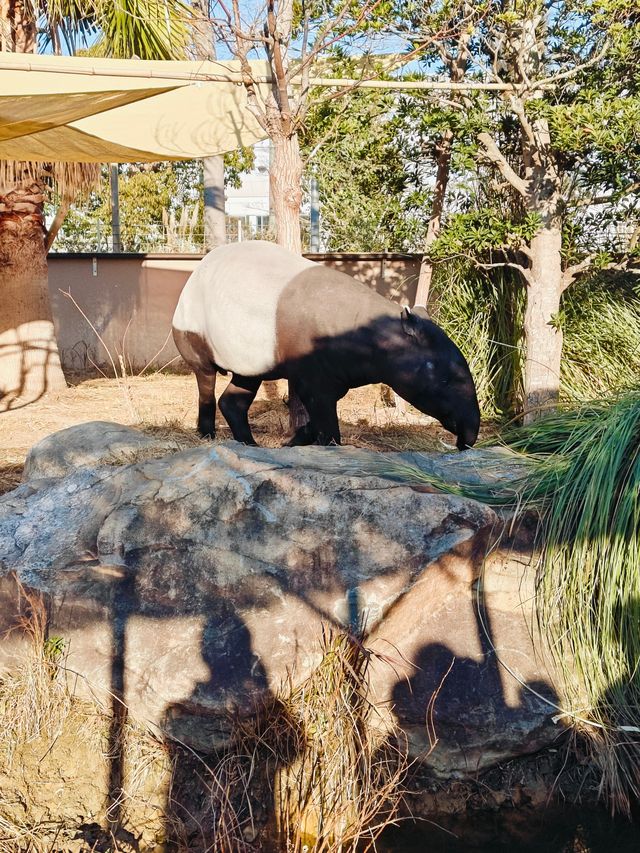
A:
[21,420,184,480]
[0,423,562,772]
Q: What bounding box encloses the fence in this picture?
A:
[50,213,638,256]
[52,216,298,255]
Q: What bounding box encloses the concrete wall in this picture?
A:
[48,252,421,374]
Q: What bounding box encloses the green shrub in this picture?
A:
[430,263,640,420]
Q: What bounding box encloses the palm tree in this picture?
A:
[0,0,192,409]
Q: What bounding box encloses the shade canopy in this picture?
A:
[0,52,269,162]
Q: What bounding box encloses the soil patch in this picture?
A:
[0,373,486,495]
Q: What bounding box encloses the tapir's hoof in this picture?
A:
[286,423,317,447]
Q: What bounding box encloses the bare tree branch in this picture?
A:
[266,0,293,133]
[44,198,70,252]
[573,181,640,208]
[561,254,598,290]
[473,259,534,284]
[533,40,610,91]
[438,252,534,285]
[477,132,528,197]
[508,93,536,148]
[563,253,640,290]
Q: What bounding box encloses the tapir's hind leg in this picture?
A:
[288,379,341,446]
[286,423,317,446]
[218,374,261,445]
[196,370,217,438]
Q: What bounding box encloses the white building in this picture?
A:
[225,139,271,240]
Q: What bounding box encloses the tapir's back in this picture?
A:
[173,240,398,377]
[173,241,317,376]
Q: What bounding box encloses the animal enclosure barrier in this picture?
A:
[47,252,421,375]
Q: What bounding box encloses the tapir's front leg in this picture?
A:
[291,379,341,446]
[313,398,341,445]
[218,374,261,444]
[286,422,318,447]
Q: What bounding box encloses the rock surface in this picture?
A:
[0,422,563,772]
[21,420,183,481]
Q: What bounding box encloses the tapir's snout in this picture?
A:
[455,407,480,451]
[456,431,477,451]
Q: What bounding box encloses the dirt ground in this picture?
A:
[0,373,466,494]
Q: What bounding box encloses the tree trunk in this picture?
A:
[415,130,453,308]
[0,178,67,409]
[270,133,307,431]
[203,155,226,250]
[519,107,565,424]
[0,0,36,51]
[270,133,304,255]
[522,224,563,424]
[416,17,469,309]
[190,1,226,253]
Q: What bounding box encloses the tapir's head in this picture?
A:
[391,306,480,450]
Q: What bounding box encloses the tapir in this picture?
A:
[172,241,480,449]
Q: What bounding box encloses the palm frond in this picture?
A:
[92,0,194,60]
[0,161,100,200]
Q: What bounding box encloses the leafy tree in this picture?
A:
[408,0,640,420]
[301,81,429,251]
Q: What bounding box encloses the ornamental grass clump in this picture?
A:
[274,628,407,853]
[431,263,640,421]
[431,262,524,420]
[377,390,640,813]
[560,275,640,403]
[208,627,408,853]
[500,392,640,813]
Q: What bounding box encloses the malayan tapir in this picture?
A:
[172,241,480,449]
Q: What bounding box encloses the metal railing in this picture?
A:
[51,217,286,254]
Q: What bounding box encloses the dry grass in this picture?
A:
[0,578,173,852]
[0,585,407,853]
[203,628,408,853]
[0,583,71,767]
[0,463,22,495]
[274,629,408,853]
[0,372,485,496]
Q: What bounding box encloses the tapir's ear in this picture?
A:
[400,306,429,336]
[401,305,433,343]
[401,306,422,339]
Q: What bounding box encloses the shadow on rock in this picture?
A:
[161,602,301,852]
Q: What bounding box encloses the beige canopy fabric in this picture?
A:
[0,52,269,162]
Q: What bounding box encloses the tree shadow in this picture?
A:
[0,334,61,411]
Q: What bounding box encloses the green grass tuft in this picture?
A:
[431,263,640,420]
[378,390,640,812]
